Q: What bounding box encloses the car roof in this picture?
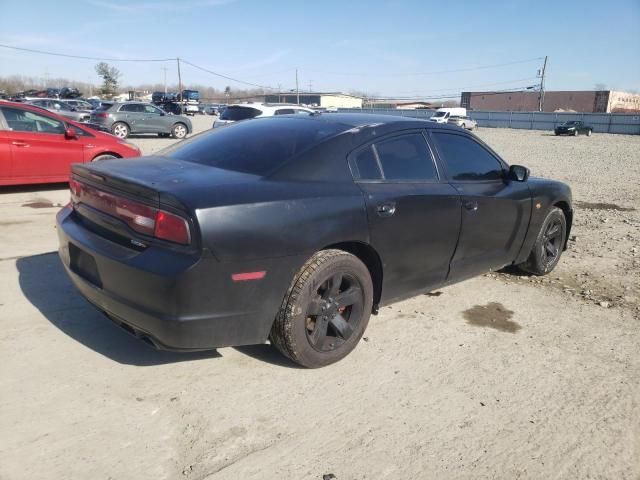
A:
[291,112,461,130]
[226,103,315,113]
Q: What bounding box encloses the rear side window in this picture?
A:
[431,132,504,181]
[353,147,382,180]
[220,106,262,121]
[374,133,438,181]
[275,108,294,115]
[160,117,348,176]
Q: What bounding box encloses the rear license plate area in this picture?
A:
[69,243,102,288]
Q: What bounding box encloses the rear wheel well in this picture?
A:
[323,242,383,312]
[554,200,572,249]
[92,151,121,161]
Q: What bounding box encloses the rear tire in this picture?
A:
[587,129,592,136]
[517,207,567,275]
[172,123,188,139]
[111,122,129,139]
[270,250,373,368]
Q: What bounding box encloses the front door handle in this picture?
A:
[11,141,30,147]
[463,200,479,212]
[376,202,396,217]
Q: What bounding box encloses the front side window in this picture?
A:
[0,107,65,134]
[431,131,504,181]
[374,133,438,181]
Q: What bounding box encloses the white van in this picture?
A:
[429,107,467,123]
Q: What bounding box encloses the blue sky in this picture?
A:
[0,0,638,98]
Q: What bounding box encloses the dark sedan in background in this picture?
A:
[554,120,593,136]
[56,114,572,367]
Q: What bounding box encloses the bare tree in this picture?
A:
[95,62,121,98]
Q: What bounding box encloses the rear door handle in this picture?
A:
[11,141,29,147]
[463,200,478,212]
[376,202,396,217]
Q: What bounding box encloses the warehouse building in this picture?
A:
[264,92,362,109]
[460,90,640,113]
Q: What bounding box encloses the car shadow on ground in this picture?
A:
[16,252,221,366]
[233,345,303,369]
[1,183,68,194]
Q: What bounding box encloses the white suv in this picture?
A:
[213,103,315,128]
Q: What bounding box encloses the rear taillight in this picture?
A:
[69,177,191,245]
[95,112,111,118]
[154,211,191,245]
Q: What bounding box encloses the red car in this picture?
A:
[0,101,141,186]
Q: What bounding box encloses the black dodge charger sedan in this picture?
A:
[57,114,573,367]
[554,120,593,136]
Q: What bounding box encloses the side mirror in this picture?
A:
[508,164,530,182]
[65,127,77,140]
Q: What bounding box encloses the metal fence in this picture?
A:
[335,108,640,135]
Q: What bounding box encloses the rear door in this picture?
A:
[429,130,531,281]
[0,105,85,181]
[351,131,461,302]
[117,103,144,132]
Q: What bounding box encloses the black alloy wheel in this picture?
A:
[305,272,364,352]
[517,206,567,275]
[270,249,373,368]
[540,217,563,270]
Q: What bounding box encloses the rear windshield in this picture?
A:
[160,117,348,176]
[220,106,262,121]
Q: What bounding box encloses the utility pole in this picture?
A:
[308,80,313,92]
[162,66,168,94]
[177,57,183,98]
[295,68,299,105]
[538,55,548,112]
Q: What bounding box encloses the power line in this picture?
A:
[0,43,175,62]
[302,57,544,78]
[180,58,286,91]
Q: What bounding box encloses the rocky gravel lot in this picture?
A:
[1,117,639,480]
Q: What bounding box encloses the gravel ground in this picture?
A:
[0,119,639,480]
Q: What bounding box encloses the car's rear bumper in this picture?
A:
[56,206,301,351]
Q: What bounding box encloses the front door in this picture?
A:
[429,130,531,282]
[351,131,461,303]
[139,104,167,133]
[0,105,85,182]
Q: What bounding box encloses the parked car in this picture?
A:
[447,115,477,130]
[554,121,593,136]
[86,98,113,110]
[56,114,573,368]
[27,99,91,123]
[213,103,315,128]
[89,102,192,139]
[64,99,95,111]
[0,101,141,186]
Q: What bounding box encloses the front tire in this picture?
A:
[573,129,579,136]
[172,123,188,139]
[587,129,592,136]
[270,250,374,368]
[111,122,129,139]
[517,207,567,275]
[92,154,118,161]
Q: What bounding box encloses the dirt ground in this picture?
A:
[1,117,639,480]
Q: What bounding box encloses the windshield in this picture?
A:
[220,106,262,121]
[433,112,447,117]
[160,117,348,176]
[182,90,200,101]
[563,121,577,126]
